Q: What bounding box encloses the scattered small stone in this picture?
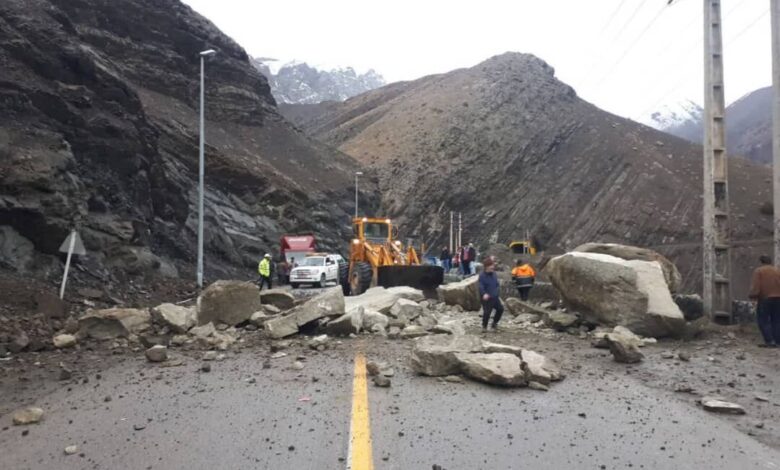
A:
[577,412,586,418]
[144,345,168,363]
[202,351,218,361]
[133,424,146,431]
[64,445,79,455]
[755,422,765,429]
[366,361,380,376]
[200,363,211,373]
[12,407,44,425]
[528,381,549,391]
[755,395,769,402]
[58,364,73,381]
[373,375,391,387]
[103,395,112,403]
[291,361,305,370]
[701,396,746,414]
[660,351,675,359]
[53,334,77,349]
[288,445,295,452]
[678,352,691,362]
[270,352,288,359]
[443,375,463,383]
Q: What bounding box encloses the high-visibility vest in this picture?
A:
[258,258,271,276]
[512,265,536,278]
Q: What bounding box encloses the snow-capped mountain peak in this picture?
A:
[646,99,703,130]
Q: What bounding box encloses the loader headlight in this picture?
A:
[362,217,368,222]
[385,218,391,224]
[394,241,402,246]
[352,239,360,244]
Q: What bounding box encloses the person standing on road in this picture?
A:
[258,253,273,291]
[277,256,289,286]
[440,246,452,273]
[479,256,504,331]
[511,259,536,301]
[460,245,472,277]
[749,255,780,347]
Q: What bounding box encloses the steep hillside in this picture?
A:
[0,0,371,285]
[285,52,773,295]
[654,87,772,165]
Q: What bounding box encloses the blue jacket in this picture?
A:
[478,271,500,299]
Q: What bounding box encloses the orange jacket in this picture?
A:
[511,264,536,278]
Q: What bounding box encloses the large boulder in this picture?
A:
[573,243,682,293]
[197,281,263,326]
[327,307,365,336]
[151,303,196,334]
[260,289,296,311]
[546,252,685,338]
[410,334,485,376]
[455,353,527,387]
[437,276,480,311]
[389,298,423,320]
[521,349,563,385]
[265,287,345,338]
[345,286,424,314]
[605,333,644,363]
[78,308,151,340]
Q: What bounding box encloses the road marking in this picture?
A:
[347,353,374,470]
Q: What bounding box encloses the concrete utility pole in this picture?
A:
[449,211,453,252]
[458,213,462,249]
[197,48,216,290]
[701,0,732,320]
[354,171,363,218]
[772,0,780,265]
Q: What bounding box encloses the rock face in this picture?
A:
[265,287,345,338]
[286,52,772,296]
[546,252,685,338]
[437,276,480,311]
[151,303,196,333]
[455,353,527,387]
[197,281,263,326]
[573,243,682,292]
[0,0,368,284]
[78,308,151,340]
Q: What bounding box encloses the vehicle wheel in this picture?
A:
[338,263,350,295]
[319,273,327,288]
[290,283,300,289]
[349,261,373,296]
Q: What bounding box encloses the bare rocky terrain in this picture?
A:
[282,53,774,296]
[0,0,377,289]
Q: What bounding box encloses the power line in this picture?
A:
[610,0,651,44]
[600,0,633,36]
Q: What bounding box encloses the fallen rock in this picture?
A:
[429,320,466,336]
[291,361,305,370]
[415,313,438,330]
[362,310,389,331]
[528,381,549,391]
[64,445,79,455]
[546,252,685,338]
[145,345,168,362]
[673,293,704,321]
[389,299,423,320]
[78,308,151,340]
[58,364,73,381]
[521,349,563,384]
[327,307,365,336]
[8,331,30,353]
[151,303,196,334]
[504,297,525,316]
[202,351,218,361]
[53,334,77,349]
[573,242,682,292]
[373,375,391,387]
[455,352,527,387]
[197,280,263,326]
[260,289,296,311]
[514,313,542,324]
[366,361,381,376]
[189,322,216,338]
[437,276,480,311]
[13,407,44,425]
[701,397,746,414]
[546,312,579,331]
[265,287,345,339]
[400,325,428,339]
[410,335,484,376]
[605,333,644,363]
[249,311,270,327]
[345,286,424,314]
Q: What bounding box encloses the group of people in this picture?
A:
[440,243,478,275]
[257,254,299,290]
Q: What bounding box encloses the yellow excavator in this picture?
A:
[348,217,444,295]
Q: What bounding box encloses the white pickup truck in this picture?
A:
[290,254,346,288]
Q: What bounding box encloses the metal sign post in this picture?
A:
[58,230,86,300]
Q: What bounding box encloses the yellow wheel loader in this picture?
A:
[348,217,444,295]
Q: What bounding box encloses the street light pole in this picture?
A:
[197,49,216,289]
[354,171,363,218]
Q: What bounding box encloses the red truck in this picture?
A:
[280,235,316,266]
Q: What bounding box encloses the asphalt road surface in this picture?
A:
[2,336,779,470]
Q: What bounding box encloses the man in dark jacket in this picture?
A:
[478,256,504,331]
[749,255,780,347]
[440,247,452,273]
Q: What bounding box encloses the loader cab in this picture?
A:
[353,217,393,244]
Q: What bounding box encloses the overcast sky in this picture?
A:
[182,0,772,122]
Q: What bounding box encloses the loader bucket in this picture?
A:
[377,265,444,291]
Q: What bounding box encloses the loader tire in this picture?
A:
[350,262,373,296]
[338,263,350,295]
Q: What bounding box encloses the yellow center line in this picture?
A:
[347,352,374,470]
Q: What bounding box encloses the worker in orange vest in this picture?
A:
[511,259,536,301]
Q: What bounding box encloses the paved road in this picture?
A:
[1,339,779,470]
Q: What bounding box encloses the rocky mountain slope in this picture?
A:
[0,0,373,286]
[251,59,385,104]
[283,52,773,295]
[653,87,772,165]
